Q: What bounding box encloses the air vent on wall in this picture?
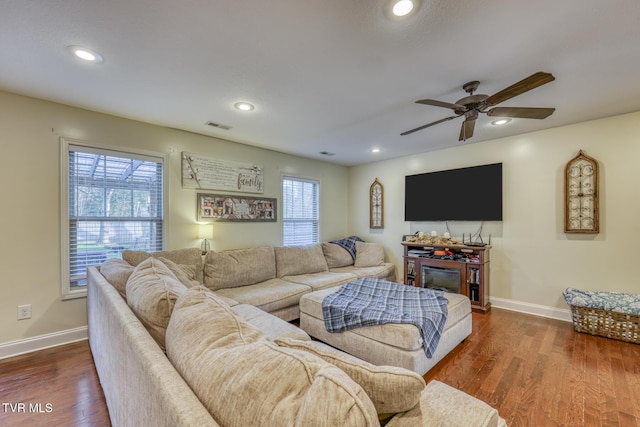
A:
[205,121,232,130]
[319,151,335,156]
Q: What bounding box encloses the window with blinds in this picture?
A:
[282,176,319,246]
[62,140,164,297]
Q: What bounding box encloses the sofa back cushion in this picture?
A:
[99,258,135,298]
[354,242,385,268]
[203,246,276,291]
[122,248,203,283]
[166,287,379,426]
[275,244,329,277]
[157,257,200,288]
[125,258,187,350]
[322,242,354,268]
[275,337,425,415]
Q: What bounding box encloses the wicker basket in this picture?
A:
[568,305,640,344]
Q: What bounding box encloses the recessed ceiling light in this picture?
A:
[392,0,414,17]
[491,118,512,126]
[371,148,381,153]
[234,102,255,111]
[67,45,103,63]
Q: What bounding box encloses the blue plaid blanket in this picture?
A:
[329,236,363,259]
[322,278,448,358]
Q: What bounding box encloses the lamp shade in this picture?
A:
[198,224,213,240]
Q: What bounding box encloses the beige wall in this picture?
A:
[349,111,640,314]
[0,91,349,345]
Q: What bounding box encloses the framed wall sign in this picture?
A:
[182,152,264,193]
[197,193,276,222]
[564,150,599,233]
[369,178,384,229]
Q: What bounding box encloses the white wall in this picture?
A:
[348,111,640,313]
[0,90,349,346]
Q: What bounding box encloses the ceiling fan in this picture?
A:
[401,72,556,141]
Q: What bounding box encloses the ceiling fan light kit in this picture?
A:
[491,118,511,126]
[402,71,556,141]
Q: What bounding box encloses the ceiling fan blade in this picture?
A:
[459,118,476,141]
[487,107,555,119]
[416,99,465,111]
[485,72,555,106]
[400,116,458,136]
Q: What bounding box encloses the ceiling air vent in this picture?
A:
[319,151,336,156]
[205,121,232,131]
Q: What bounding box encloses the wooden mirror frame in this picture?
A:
[369,178,384,229]
[564,150,599,233]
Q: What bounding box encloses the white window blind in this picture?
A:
[282,176,319,246]
[63,142,164,295]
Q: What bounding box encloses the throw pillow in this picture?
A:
[99,258,134,298]
[166,288,378,426]
[274,244,329,277]
[122,248,203,283]
[322,242,354,268]
[354,241,385,267]
[125,257,187,350]
[275,337,425,414]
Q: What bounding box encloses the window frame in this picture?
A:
[281,175,320,246]
[59,137,168,300]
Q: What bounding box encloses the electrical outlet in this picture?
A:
[17,304,31,320]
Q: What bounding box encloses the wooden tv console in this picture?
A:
[402,241,491,313]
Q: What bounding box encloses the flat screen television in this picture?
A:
[405,163,503,221]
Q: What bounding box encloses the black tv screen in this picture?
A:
[405,163,503,221]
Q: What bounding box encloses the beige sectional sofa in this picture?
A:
[88,243,506,426]
[120,241,396,322]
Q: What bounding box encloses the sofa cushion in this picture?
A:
[167,286,266,349]
[231,304,311,341]
[213,277,310,313]
[158,257,200,288]
[99,258,134,298]
[125,258,187,350]
[354,242,385,267]
[283,271,357,291]
[166,287,379,427]
[385,380,501,427]
[275,244,329,277]
[275,337,425,415]
[203,246,276,291]
[330,263,396,281]
[122,248,203,283]
[322,242,354,268]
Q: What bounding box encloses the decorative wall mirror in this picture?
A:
[369,178,384,229]
[564,150,599,233]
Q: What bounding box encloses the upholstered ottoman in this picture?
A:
[299,287,472,375]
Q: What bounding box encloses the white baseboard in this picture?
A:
[0,299,570,360]
[490,297,572,322]
[0,326,88,360]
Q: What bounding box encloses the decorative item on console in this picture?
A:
[405,230,460,246]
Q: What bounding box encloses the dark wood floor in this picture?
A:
[1,308,638,426]
[0,340,110,427]
[425,309,640,426]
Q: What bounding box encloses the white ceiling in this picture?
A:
[2,0,640,166]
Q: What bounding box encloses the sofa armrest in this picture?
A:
[386,380,504,427]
